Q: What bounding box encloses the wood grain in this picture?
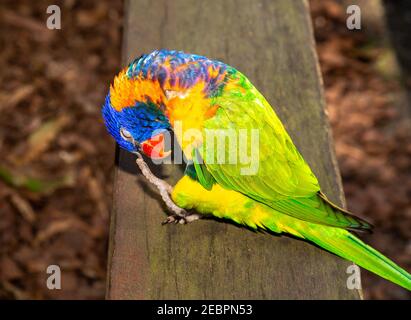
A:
[106,0,362,299]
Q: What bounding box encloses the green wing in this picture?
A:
[200,74,371,231]
[189,148,216,190]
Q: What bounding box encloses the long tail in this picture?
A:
[304,227,411,291]
[232,203,411,291]
[262,213,411,291]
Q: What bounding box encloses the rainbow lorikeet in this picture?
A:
[102,49,411,291]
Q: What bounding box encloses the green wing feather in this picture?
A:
[191,148,216,191]
[200,71,371,231]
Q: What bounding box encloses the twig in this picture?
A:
[134,152,186,217]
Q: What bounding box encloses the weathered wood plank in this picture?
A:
[106,0,362,299]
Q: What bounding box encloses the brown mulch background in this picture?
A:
[0,0,409,299]
[311,0,411,299]
[0,0,121,299]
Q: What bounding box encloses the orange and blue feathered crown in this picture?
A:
[102,50,231,152]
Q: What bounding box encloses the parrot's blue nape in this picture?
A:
[102,93,171,152]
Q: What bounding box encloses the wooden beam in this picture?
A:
[106,0,362,299]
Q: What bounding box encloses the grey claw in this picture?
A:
[162,215,185,225]
[161,213,202,225]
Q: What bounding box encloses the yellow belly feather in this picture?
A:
[172,175,305,237]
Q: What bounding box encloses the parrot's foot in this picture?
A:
[162,213,202,225]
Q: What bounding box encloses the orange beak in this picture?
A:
[140,132,171,159]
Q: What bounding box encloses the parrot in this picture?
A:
[102,49,411,291]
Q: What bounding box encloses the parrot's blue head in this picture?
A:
[102,49,230,158]
[101,52,174,158]
[102,92,171,157]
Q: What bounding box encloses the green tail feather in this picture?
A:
[292,225,411,291]
[241,200,411,291]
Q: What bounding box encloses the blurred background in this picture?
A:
[0,0,410,299]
